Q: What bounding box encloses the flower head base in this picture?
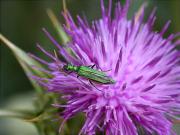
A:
[33,0,180,134]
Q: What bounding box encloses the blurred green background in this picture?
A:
[0,0,180,135]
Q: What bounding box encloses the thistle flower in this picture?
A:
[32,0,180,134]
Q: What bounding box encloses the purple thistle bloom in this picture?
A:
[33,0,180,134]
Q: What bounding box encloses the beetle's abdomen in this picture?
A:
[77,66,115,84]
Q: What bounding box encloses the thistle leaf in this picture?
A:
[0,109,27,118]
[47,9,70,44]
[0,34,47,93]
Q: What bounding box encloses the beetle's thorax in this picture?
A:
[64,64,78,72]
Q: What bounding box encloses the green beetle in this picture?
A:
[63,64,115,84]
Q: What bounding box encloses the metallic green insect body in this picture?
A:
[63,64,116,84]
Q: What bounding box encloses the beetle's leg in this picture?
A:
[88,64,111,72]
[98,67,112,72]
[76,76,90,87]
[93,65,103,71]
[68,71,73,74]
[101,69,112,72]
[61,70,69,76]
[63,71,73,76]
[87,64,96,68]
[91,64,96,69]
[89,80,102,92]
[76,75,83,83]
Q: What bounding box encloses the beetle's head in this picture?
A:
[63,64,72,71]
